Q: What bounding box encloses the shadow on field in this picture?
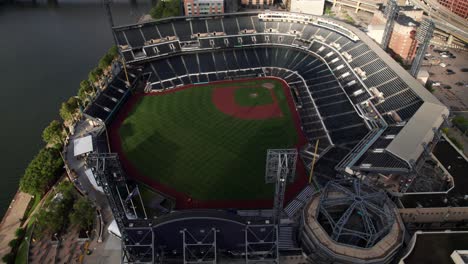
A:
[125,126,181,182]
[119,121,135,138]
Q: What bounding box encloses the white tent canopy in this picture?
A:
[84,169,104,193]
[73,135,93,156]
[108,219,122,238]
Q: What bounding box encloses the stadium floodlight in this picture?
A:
[381,0,398,50]
[265,149,298,224]
[265,149,298,184]
[410,19,435,77]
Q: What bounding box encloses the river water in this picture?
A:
[0,0,151,218]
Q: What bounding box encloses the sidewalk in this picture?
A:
[64,118,121,263]
[0,191,31,260]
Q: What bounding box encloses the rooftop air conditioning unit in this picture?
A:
[314,35,325,41]
[342,52,352,62]
[331,42,341,50]
[369,87,384,100]
[354,67,367,80]
[389,111,403,123]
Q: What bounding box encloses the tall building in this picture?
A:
[437,0,468,19]
[184,0,224,16]
[290,0,325,15]
[368,8,424,64]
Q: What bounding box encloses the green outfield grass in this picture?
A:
[119,79,298,200]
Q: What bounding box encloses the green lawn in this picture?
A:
[119,79,297,200]
[234,87,274,106]
[15,221,34,264]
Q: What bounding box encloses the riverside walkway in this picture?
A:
[0,191,31,260]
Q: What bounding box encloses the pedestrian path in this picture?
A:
[0,191,31,260]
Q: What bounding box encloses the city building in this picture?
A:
[437,0,468,19]
[368,8,424,64]
[241,0,275,8]
[290,0,325,15]
[184,0,224,16]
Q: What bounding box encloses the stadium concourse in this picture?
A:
[81,11,451,263]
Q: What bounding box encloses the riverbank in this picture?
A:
[0,192,31,261]
[0,0,151,220]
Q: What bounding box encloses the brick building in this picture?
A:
[437,0,468,19]
[184,0,224,16]
[368,8,424,64]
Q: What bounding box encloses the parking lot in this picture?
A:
[422,47,468,111]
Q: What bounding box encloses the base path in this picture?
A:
[0,191,31,259]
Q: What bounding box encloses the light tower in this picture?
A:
[265,149,298,224]
[381,0,398,50]
[103,0,120,49]
[410,19,435,77]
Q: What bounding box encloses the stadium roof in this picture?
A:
[73,135,93,156]
[400,231,468,264]
[387,103,449,164]
[323,16,449,166]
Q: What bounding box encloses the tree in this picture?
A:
[59,101,73,122]
[70,197,95,229]
[150,0,180,19]
[59,97,80,122]
[88,67,103,84]
[42,120,63,146]
[78,80,94,103]
[452,116,468,134]
[108,45,119,58]
[8,239,18,248]
[15,228,25,238]
[19,148,63,195]
[2,253,14,264]
[34,181,75,237]
[99,53,114,70]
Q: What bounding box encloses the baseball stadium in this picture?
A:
[80,11,459,264]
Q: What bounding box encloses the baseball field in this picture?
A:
[110,77,307,208]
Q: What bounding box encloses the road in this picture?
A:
[408,0,468,43]
[326,0,468,43]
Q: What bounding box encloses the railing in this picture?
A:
[335,127,385,172]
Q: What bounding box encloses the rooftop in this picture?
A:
[401,231,468,264]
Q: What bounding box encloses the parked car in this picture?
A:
[432,82,441,87]
[446,69,455,75]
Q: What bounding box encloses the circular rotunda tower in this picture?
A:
[300,179,404,264]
